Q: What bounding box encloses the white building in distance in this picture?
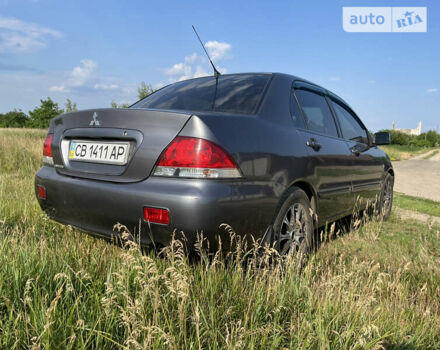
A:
[392,121,422,136]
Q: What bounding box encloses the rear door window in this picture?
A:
[290,92,306,128]
[330,100,368,144]
[295,89,339,138]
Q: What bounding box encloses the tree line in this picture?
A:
[380,129,440,148]
[0,82,155,129]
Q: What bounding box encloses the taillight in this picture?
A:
[43,133,54,166]
[153,136,242,179]
[143,207,169,225]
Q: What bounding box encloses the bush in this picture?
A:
[379,129,440,147]
[422,130,440,147]
[0,110,29,128]
[412,138,432,148]
[390,130,413,145]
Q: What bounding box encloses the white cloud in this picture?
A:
[165,63,190,76]
[68,59,97,86]
[184,52,199,64]
[94,83,119,90]
[165,63,192,82]
[193,66,209,78]
[163,40,232,83]
[49,85,70,92]
[0,16,62,53]
[49,59,97,92]
[0,32,45,52]
[427,88,438,93]
[47,59,134,107]
[0,68,141,113]
[205,41,231,60]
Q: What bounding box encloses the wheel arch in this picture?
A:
[291,180,318,214]
[271,180,318,223]
[387,168,395,178]
[263,179,318,246]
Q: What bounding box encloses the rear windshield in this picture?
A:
[131,74,271,115]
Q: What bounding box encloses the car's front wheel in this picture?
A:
[273,187,314,256]
[378,173,394,220]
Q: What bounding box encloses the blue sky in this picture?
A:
[0,0,439,131]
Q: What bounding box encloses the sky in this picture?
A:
[0,0,439,131]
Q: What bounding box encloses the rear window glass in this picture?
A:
[131,74,271,114]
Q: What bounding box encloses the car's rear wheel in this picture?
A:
[378,173,394,220]
[273,187,314,256]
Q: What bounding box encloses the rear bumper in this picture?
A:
[35,166,277,249]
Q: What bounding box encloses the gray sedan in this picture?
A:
[35,73,393,254]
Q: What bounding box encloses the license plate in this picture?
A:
[69,140,130,165]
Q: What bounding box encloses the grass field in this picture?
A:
[1,128,440,349]
[379,144,436,161]
[394,193,440,218]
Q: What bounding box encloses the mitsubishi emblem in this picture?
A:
[90,112,100,126]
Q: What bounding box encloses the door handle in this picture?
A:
[306,139,322,151]
[350,146,361,156]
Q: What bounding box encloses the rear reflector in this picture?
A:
[43,133,54,166]
[143,207,169,225]
[37,185,46,200]
[153,136,242,179]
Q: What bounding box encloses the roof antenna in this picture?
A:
[192,25,221,79]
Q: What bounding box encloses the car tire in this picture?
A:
[378,173,394,220]
[272,187,315,256]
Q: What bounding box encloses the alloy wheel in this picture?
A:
[381,177,393,216]
[279,203,309,255]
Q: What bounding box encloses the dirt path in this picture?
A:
[394,207,440,225]
[392,149,440,201]
[411,149,439,160]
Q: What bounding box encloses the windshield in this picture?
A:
[132,74,271,115]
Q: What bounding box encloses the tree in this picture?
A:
[110,82,155,108]
[423,130,440,147]
[110,100,130,109]
[0,110,29,128]
[137,81,155,100]
[28,98,64,129]
[65,98,78,113]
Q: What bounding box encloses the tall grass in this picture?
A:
[1,129,440,349]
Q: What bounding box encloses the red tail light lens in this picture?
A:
[157,136,236,168]
[153,137,242,178]
[143,207,169,225]
[43,133,54,157]
[43,133,54,166]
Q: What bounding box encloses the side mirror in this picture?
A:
[374,132,391,145]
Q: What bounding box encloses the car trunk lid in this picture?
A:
[51,108,191,183]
